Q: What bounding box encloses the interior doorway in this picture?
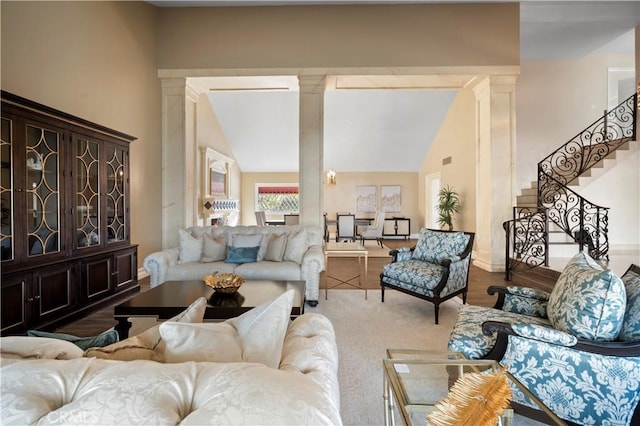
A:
[424,172,441,229]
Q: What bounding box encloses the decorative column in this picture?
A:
[160,77,200,248]
[298,75,326,228]
[473,76,518,272]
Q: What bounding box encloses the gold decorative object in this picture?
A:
[203,271,245,294]
[427,365,512,426]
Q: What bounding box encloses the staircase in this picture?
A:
[504,93,637,280]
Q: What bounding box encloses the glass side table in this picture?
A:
[383,349,566,426]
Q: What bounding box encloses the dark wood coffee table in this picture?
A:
[114,279,306,339]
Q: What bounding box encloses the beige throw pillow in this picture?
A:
[0,336,84,360]
[84,296,208,361]
[284,228,307,264]
[264,233,288,262]
[178,229,203,263]
[201,233,226,263]
[160,290,295,368]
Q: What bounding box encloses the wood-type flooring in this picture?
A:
[56,238,547,337]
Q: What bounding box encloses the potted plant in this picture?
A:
[437,185,460,231]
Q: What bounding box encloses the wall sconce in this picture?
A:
[325,169,337,185]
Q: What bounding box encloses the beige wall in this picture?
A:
[241,171,420,234]
[419,88,477,233]
[156,3,519,70]
[323,172,419,234]
[1,1,162,266]
[195,94,241,226]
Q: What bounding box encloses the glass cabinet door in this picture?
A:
[1,117,13,261]
[105,144,127,244]
[25,124,60,257]
[75,137,100,249]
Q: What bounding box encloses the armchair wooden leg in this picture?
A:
[381,285,385,302]
[434,304,440,325]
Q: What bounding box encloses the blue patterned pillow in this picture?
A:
[225,245,260,264]
[619,268,640,342]
[412,229,468,264]
[547,252,626,341]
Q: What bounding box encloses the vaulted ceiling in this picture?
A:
[158,1,639,173]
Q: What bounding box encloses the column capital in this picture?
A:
[160,77,202,102]
[298,75,327,94]
[488,75,518,93]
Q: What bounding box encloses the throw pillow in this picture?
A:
[178,229,203,263]
[0,336,84,360]
[412,229,468,264]
[26,329,119,350]
[225,246,260,264]
[201,233,226,263]
[547,252,626,341]
[619,267,640,342]
[84,296,208,361]
[159,322,242,363]
[264,233,287,262]
[231,234,269,260]
[160,289,295,368]
[284,228,307,264]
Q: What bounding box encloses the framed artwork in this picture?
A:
[201,147,233,198]
[381,185,401,212]
[210,170,226,196]
[356,185,377,213]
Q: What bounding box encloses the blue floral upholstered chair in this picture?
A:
[447,252,640,426]
[380,228,474,324]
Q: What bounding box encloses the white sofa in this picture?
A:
[0,312,341,425]
[143,225,325,305]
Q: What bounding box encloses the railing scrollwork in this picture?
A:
[504,207,548,281]
[505,92,636,279]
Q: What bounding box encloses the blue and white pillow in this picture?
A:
[411,229,468,264]
[547,252,626,341]
[619,267,640,342]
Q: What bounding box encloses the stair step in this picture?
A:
[510,266,559,292]
[516,194,538,205]
[520,187,537,196]
[549,243,581,258]
[567,139,638,187]
[548,232,573,243]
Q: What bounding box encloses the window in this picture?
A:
[256,184,299,214]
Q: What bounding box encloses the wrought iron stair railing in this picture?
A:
[504,93,637,280]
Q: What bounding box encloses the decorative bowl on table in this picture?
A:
[209,291,246,307]
[203,272,245,294]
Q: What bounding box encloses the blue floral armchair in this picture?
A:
[448,254,640,426]
[380,228,474,324]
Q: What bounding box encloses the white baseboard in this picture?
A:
[138,267,149,280]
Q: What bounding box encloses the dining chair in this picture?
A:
[255,211,266,226]
[335,213,356,242]
[284,214,300,225]
[323,213,330,242]
[359,211,385,247]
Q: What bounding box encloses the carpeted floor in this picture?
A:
[308,289,460,426]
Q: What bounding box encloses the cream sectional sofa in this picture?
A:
[0,298,341,425]
[143,225,325,305]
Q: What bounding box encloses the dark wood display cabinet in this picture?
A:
[1,91,139,335]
